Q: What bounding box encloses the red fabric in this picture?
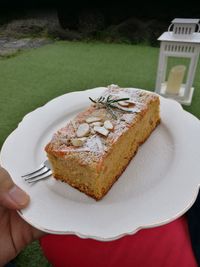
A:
[40,216,197,267]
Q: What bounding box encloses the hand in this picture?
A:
[0,166,44,266]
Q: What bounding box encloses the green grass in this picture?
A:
[0,41,200,266]
[15,241,51,267]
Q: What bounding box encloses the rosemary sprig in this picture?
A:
[89,95,133,119]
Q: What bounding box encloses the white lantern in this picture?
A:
[155,18,200,105]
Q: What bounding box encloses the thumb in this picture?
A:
[0,167,30,209]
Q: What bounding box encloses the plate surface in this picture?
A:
[1,87,200,241]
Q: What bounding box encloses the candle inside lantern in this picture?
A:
[166,65,186,94]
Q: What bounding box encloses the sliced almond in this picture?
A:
[125,100,135,106]
[94,126,109,136]
[104,120,113,130]
[71,137,86,147]
[76,123,90,137]
[86,116,102,123]
[118,101,130,107]
[91,121,102,126]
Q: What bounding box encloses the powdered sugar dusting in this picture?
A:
[47,85,158,164]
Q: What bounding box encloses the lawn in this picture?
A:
[0,41,200,266]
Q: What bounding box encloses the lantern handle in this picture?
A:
[168,22,200,33]
[168,23,173,32]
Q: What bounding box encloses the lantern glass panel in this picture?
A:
[165,57,190,84]
[160,57,191,97]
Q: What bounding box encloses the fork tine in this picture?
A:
[21,159,52,184]
[24,166,51,180]
[21,162,46,178]
[27,170,52,183]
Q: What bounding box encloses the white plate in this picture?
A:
[1,87,200,241]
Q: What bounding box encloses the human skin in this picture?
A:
[0,166,44,266]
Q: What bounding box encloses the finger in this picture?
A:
[0,167,30,209]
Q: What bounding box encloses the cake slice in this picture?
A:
[45,85,160,200]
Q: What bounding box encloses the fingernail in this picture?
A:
[8,186,29,206]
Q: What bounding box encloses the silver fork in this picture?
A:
[21,159,52,183]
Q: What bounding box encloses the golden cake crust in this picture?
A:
[45,85,160,200]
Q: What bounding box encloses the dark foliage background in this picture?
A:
[0,2,199,45]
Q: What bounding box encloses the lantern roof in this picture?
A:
[171,18,199,24]
[158,17,200,43]
[158,32,200,43]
